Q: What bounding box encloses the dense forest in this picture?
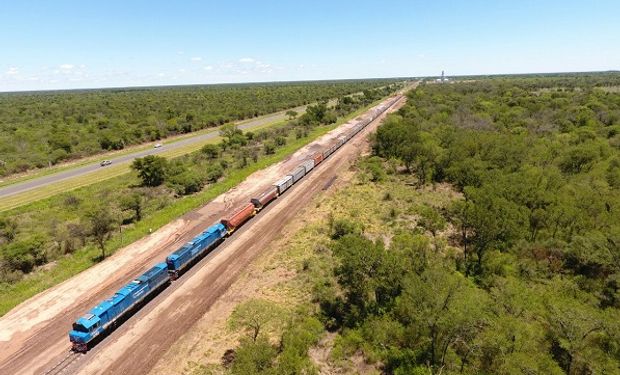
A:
[0,79,396,176]
[0,84,399,315]
[218,75,620,374]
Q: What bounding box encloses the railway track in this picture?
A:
[40,350,83,375]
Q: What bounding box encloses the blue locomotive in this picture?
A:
[69,263,169,351]
[166,223,227,279]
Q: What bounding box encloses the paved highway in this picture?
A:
[0,104,308,199]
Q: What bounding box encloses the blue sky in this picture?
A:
[0,0,618,91]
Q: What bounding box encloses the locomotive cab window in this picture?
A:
[72,323,89,333]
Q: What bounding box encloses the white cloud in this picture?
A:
[59,64,74,70]
[239,57,255,63]
[190,57,202,62]
[204,65,213,71]
[5,67,19,75]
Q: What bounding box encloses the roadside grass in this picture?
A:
[0,120,287,212]
[0,99,384,317]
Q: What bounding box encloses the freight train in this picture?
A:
[68,96,401,352]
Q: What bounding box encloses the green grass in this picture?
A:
[0,99,385,316]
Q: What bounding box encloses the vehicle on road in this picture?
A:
[154,143,163,148]
[100,160,112,167]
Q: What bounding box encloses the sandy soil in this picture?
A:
[0,92,408,375]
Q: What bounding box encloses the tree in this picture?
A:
[230,337,276,375]
[200,143,219,159]
[120,192,144,222]
[418,205,446,239]
[131,155,168,186]
[219,123,243,144]
[229,299,284,342]
[332,234,403,324]
[285,110,298,120]
[84,204,118,260]
[394,265,489,371]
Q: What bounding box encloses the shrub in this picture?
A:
[3,235,48,273]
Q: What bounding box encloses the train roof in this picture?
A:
[75,313,100,329]
[204,222,225,234]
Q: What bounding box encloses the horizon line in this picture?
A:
[1,69,618,95]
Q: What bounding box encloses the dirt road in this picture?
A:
[0,93,407,375]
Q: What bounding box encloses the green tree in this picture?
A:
[120,192,144,222]
[230,337,277,375]
[84,204,118,260]
[229,299,284,342]
[131,155,168,186]
[285,110,298,120]
[200,143,219,159]
[220,123,244,144]
[394,265,489,372]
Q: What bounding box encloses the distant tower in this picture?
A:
[441,70,445,82]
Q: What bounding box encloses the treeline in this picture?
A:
[0,85,397,300]
[360,78,620,373]
[0,79,398,176]
[218,75,620,374]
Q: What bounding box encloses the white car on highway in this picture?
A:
[154,143,163,148]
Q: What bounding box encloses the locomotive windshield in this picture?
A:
[72,323,89,333]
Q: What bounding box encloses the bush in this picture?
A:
[230,337,276,375]
[330,218,362,240]
[274,136,287,147]
[264,141,276,155]
[167,170,204,195]
[206,164,224,183]
[3,235,48,273]
[200,144,219,159]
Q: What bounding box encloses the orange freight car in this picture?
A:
[311,152,324,166]
[221,203,256,233]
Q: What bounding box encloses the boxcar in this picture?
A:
[288,166,305,183]
[300,159,315,174]
[322,146,332,159]
[69,262,169,352]
[251,186,278,210]
[274,175,293,195]
[312,152,324,166]
[221,203,256,233]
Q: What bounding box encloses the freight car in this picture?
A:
[274,175,293,195]
[68,95,400,353]
[221,203,256,234]
[69,263,169,352]
[311,152,324,166]
[288,165,305,183]
[300,159,315,174]
[251,186,278,211]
